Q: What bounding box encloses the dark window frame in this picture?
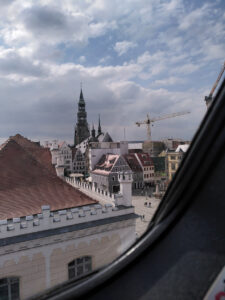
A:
[0,277,20,300]
[68,257,92,281]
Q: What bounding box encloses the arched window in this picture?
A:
[68,256,92,280]
[0,277,20,300]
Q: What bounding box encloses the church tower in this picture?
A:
[74,89,90,146]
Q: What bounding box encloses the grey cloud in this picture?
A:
[22,6,68,33]
[20,5,90,45]
[0,53,48,77]
[0,65,203,143]
[0,0,14,7]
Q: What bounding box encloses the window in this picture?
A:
[171,163,176,170]
[170,155,176,160]
[0,277,20,300]
[68,257,92,280]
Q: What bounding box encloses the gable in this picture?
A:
[111,156,131,172]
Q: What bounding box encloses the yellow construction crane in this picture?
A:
[136,111,190,142]
[205,61,225,108]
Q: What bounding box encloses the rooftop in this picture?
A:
[0,135,96,220]
[124,154,142,172]
[92,154,119,175]
[135,152,154,166]
[175,144,189,153]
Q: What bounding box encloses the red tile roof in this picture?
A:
[123,154,142,172]
[135,152,154,167]
[10,134,56,175]
[0,135,96,220]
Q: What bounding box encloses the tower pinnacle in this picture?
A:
[91,123,96,138]
[98,114,102,136]
[79,88,84,101]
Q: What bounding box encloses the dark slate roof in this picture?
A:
[99,132,113,142]
[79,89,84,101]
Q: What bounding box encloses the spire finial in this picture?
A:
[91,122,95,138]
[98,114,102,135]
[79,83,84,101]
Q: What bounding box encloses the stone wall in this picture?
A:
[0,221,136,299]
[0,203,134,239]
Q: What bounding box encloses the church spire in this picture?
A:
[74,87,90,146]
[98,114,102,135]
[79,88,84,102]
[91,123,96,138]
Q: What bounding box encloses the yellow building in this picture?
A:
[166,144,189,181]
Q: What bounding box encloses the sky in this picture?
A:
[0,0,224,144]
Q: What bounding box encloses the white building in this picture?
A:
[90,154,131,193]
[49,140,87,176]
[89,141,129,171]
[0,135,136,299]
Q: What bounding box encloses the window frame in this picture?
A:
[0,277,20,300]
[68,256,92,281]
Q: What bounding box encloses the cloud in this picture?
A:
[78,56,86,63]
[179,4,210,30]
[99,55,111,64]
[0,0,223,144]
[114,41,137,56]
[20,5,90,45]
[172,63,200,75]
[0,48,48,77]
[0,59,205,143]
[152,77,186,87]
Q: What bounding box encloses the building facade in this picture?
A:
[49,140,87,176]
[135,153,155,186]
[89,141,128,171]
[90,154,131,193]
[124,153,144,190]
[166,144,189,181]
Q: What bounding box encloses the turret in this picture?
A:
[50,140,59,164]
[56,156,65,177]
[117,171,133,206]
